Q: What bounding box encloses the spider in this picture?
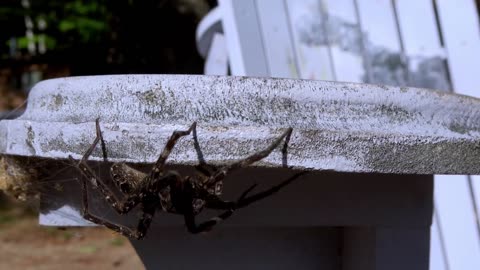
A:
[68,119,305,239]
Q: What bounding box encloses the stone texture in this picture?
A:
[1,74,480,174]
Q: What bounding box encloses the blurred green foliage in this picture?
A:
[0,0,108,56]
[57,1,107,43]
[0,0,212,75]
[16,35,56,50]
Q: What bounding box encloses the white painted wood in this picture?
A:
[429,213,448,270]
[436,0,480,93]
[196,7,222,58]
[435,175,480,270]
[323,0,364,83]
[355,0,405,85]
[434,1,480,269]
[394,0,449,91]
[395,1,443,59]
[285,0,335,80]
[218,0,268,76]
[472,175,480,232]
[355,0,400,51]
[204,33,228,75]
[256,0,299,78]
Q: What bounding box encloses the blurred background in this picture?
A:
[0,0,216,115]
[0,1,215,269]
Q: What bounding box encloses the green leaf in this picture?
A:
[59,20,76,32]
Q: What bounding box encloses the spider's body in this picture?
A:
[110,162,223,215]
[70,120,304,239]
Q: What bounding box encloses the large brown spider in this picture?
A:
[69,119,304,239]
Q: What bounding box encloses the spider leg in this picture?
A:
[78,173,154,239]
[184,183,258,233]
[204,128,293,188]
[194,163,218,177]
[184,204,235,234]
[202,183,257,210]
[235,172,306,208]
[150,122,196,179]
[191,124,221,177]
[81,118,108,164]
[70,119,143,213]
[74,118,107,189]
[187,173,304,234]
[69,156,140,215]
[203,172,304,211]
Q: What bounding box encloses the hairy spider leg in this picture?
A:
[202,171,306,212]
[186,172,306,234]
[204,128,293,188]
[194,163,218,177]
[81,118,108,165]
[183,182,257,234]
[77,169,154,240]
[191,124,219,178]
[96,118,109,162]
[149,122,197,180]
[69,156,141,215]
[235,171,306,208]
[69,119,141,215]
[72,118,108,189]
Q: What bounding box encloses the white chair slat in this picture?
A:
[395,0,443,57]
[204,33,228,76]
[435,1,480,268]
[355,0,404,85]
[323,0,364,83]
[471,175,480,238]
[256,0,299,78]
[435,175,480,270]
[394,0,450,91]
[430,212,449,270]
[436,0,480,94]
[355,0,401,51]
[218,0,268,76]
[285,0,335,80]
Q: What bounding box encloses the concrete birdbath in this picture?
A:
[1,75,480,270]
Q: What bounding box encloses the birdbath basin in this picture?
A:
[2,75,480,270]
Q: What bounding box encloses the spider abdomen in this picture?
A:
[110,163,147,194]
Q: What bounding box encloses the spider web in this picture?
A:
[0,155,141,227]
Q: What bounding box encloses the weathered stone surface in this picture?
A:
[1,74,480,174]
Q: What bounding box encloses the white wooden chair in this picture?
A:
[197,1,480,269]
